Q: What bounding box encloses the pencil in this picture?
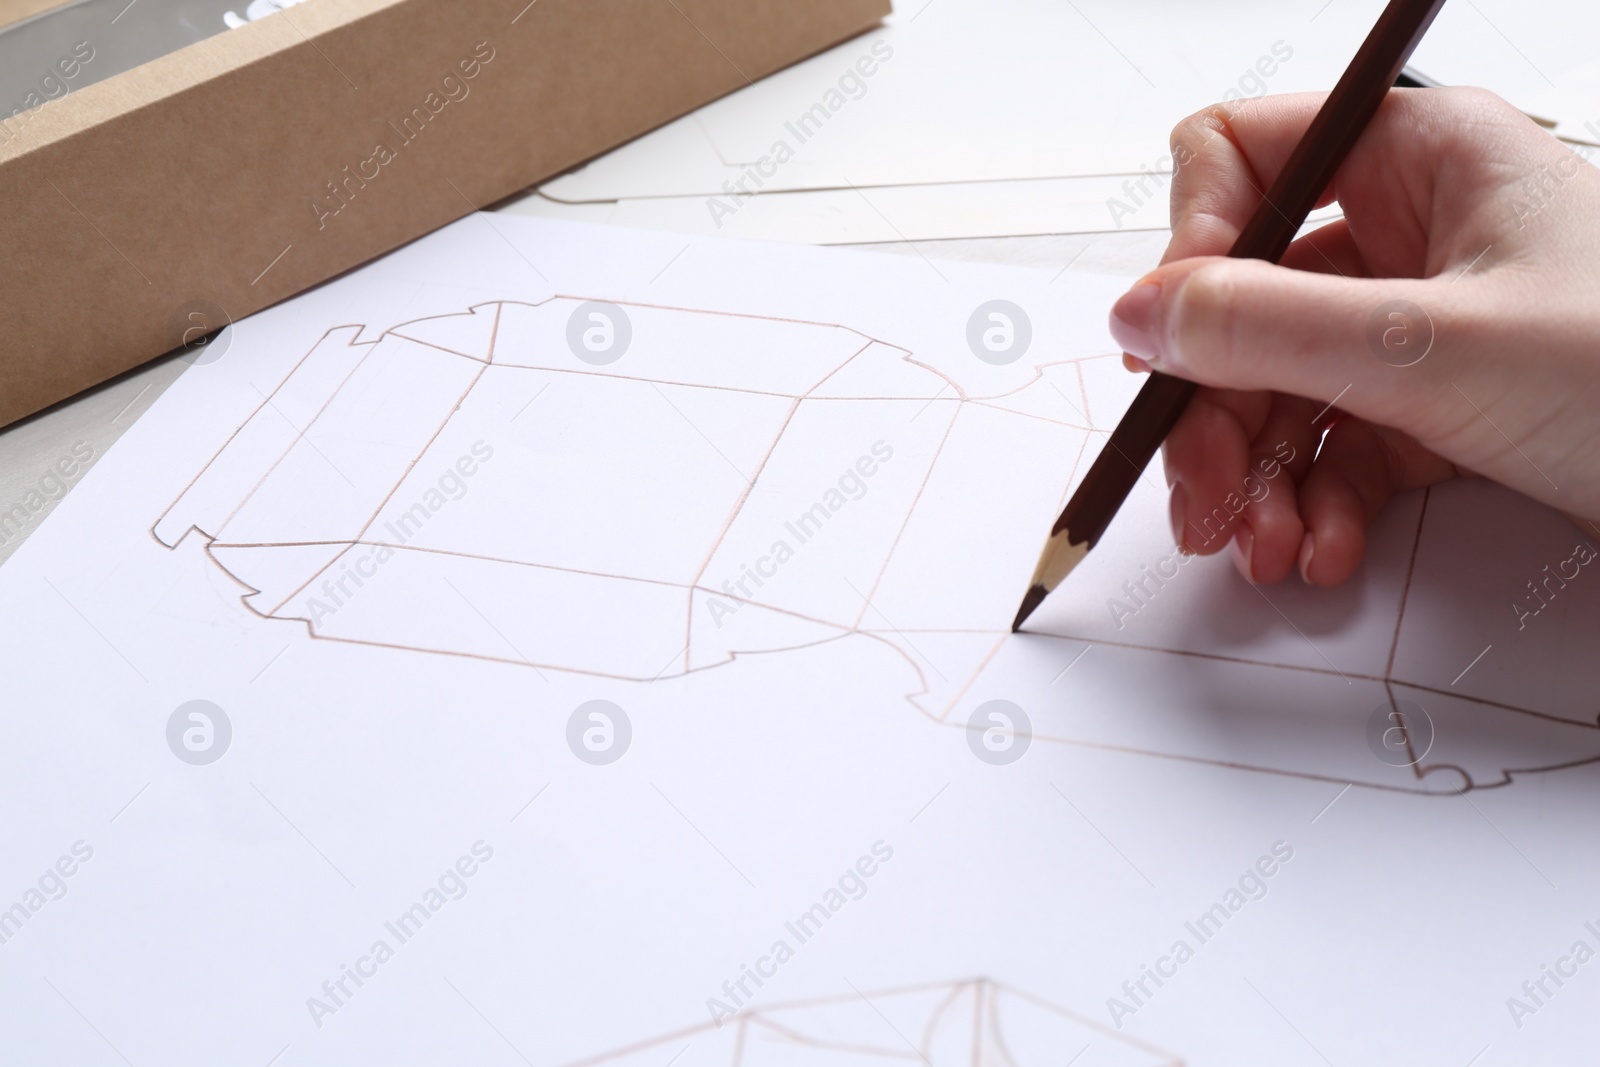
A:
[1012,0,1451,634]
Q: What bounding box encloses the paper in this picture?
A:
[505,181,1345,244]
[526,0,1600,242]
[564,978,1180,1066]
[4,216,1599,1064]
[537,0,1377,202]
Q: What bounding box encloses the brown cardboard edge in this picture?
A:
[518,14,893,200]
[0,0,893,428]
[0,0,408,164]
[0,0,70,31]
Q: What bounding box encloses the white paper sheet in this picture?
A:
[3,217,1599,1065]
[528,0,1600,242]
[504,182,1346,244]
[538,0,1381,202]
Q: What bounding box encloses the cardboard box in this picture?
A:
[0,0,889,427]
[0,0,64,26]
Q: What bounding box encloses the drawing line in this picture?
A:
[551,977,1181,1067]
[150,298,1600,799]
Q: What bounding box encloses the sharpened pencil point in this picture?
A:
[1007,0,1452,614]
[1011,529,1091,632]
[1012,584,1047,633]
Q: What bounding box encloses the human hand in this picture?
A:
[1107,88,1600,586]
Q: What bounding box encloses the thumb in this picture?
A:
[1109,256,1451,426]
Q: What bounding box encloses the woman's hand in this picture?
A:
[1108,88,1600,586]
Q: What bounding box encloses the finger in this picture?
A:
[1297,417,1460,586]
[1161,388,1269,556]
[1232,394,1321,584]
[1160,389,1319,567]
[1108,256,1461,436]
[1280,217,1371,279]
[1164,88,1532,273]
[1164,93,1338,263]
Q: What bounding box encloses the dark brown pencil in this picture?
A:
[1011,0,1450,634]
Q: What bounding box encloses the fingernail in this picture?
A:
[1122,353,1152,374]
[1109,282,1162,361]
[1297,532,1316,583]
[1169,482,1188,552]
[1232,523,1255,581]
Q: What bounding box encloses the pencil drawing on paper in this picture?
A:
[151,296,1600,795]
[554,977,1181,1067]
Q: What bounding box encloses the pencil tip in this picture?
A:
[1013,529,1091,632]
[1011,584,1047,633]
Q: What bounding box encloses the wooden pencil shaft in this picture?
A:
[1055,0,1449,551]
[1233,0,1449,263]
[1052,373,1194,541]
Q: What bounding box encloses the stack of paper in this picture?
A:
[503,0,1599,243]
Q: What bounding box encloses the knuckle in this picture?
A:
[1168,108,1213,152]
[1169,105,1234,167]
[1172,262,1243,374]
[1174,204,1239,254]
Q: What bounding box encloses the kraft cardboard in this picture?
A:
[0,0,66,26]
[0,0,889,427]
